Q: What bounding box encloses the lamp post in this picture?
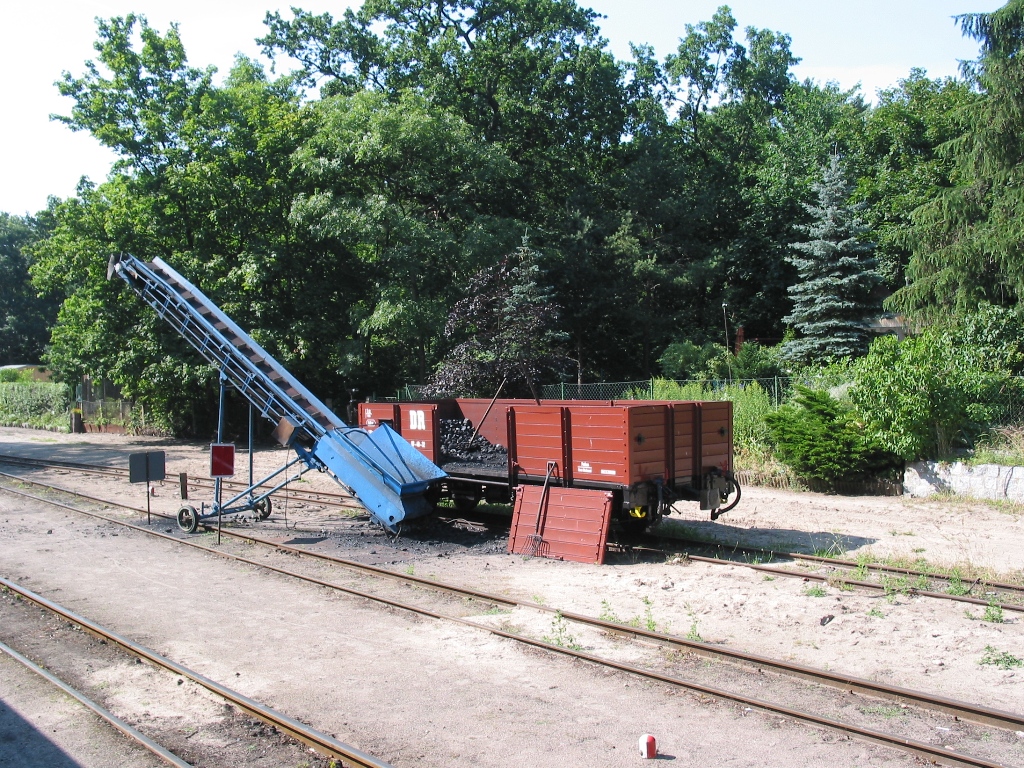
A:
[722,302,733,383]
[722,302,729,351]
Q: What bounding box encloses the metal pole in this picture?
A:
[722,302,733,384]
[248,402,254,491]
[216,373,225,546]
[145,479,151,526]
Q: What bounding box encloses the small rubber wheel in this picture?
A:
[177,505,199,534]
[253,497,272,520]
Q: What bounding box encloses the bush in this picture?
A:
[658,341,787,382]
[765,386,893,487]
[0,382,72,430]
[851,330,1018,460]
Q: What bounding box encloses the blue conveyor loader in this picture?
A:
[108,253,446,531]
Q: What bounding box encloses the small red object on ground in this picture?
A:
[639,734,657,759]
[210,443,235,478]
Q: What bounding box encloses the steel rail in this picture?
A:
[659,536,1024,597]
[0,639,192,767]
[9,452,1021,605]
[678,553,1024,613]
[0,577,393,768]
[2,471,1023,730]
[2,476,1023,755]
[0,454,363,510]
[0,482,1014,768]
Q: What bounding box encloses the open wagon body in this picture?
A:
[359,398,739,562]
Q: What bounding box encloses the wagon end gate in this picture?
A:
[508,485,614,564]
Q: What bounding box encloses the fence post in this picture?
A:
[649,379,655,400]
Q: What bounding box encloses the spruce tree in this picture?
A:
[783,157,881,364]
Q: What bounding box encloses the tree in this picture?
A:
[32,16,345,433]
[855,70,978,288]
[889,0,1024,316]
[765,386,888,486]
[290,90,520,384]
[426,245,566,399]
[782,156,881,363]
[0,213,57,364]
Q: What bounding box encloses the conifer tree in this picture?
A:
[783,156,881,364]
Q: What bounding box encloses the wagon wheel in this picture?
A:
[618,505,652,534]
[177,505,200,534]
[451,485,482,514]
[253,497,273,521]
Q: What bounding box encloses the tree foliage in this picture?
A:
[890,0,1024,315]
[426,245,566,398]
[851,328,1020,460]
[20,4,1018,439]
[0,214,57,364]
[765,386,889,486]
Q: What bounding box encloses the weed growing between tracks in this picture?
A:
[979,646,1024,670]
[542,610,583,651]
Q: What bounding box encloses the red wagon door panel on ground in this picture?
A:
[508,485,614,564]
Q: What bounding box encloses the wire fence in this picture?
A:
[540,378,795,407]
[78,399,133,425]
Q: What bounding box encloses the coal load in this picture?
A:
[439,419,508,467]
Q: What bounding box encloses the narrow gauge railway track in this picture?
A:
[1,475,1022,768]
[0,453,364,511]
[4,453,1022,616]
[0,638,191,767]
[618,538,1024,614]
[0,576,393,768]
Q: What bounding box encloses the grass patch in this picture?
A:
[803,584,827,597]
[859,705,905,718]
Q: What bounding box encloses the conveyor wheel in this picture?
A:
[253,497,272,520]
[177,505,199,533]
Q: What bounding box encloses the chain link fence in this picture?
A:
[540,378,795,408]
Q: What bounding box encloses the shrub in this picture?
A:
[0,382,72,430]
[765,386,892,487]
[851,330,1018,460]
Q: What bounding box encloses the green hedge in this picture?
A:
[0,382,72,431]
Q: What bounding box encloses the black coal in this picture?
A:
[439,418,509,466]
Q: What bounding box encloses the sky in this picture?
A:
[0,0,1004,217]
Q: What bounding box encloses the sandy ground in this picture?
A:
[1,427,1023,767]
[0,650,160,768]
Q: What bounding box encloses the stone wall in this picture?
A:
[904,461,1024,502]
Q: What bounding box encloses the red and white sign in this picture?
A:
[210,443,235,478]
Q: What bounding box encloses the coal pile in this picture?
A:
[439,419,508,466]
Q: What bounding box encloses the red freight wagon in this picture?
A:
[358,398,739,534]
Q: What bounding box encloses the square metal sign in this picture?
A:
[128,451,166,484]
[210,443,235,478]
